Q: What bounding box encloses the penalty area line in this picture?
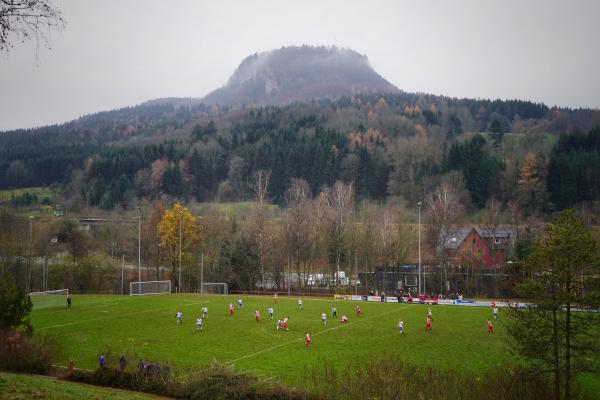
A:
[226,305,409,365]
[38,300,207,330]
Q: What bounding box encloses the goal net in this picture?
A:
[28,289,69,309]
[199,282,228,295]
[130,280,171,296]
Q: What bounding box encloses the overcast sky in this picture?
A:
[1,0,599,131]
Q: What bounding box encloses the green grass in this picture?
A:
[31,294,510,384]
[0,372,168,399]
[0,186,55,202]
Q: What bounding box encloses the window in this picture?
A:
[494,238,501,245]
[472,238,476,244]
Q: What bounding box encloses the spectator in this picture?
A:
[98,353,105,368]
[119,355,127,371]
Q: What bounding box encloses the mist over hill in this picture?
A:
[202,46,399,106]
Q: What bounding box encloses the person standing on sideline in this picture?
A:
[99,353,106,367]
[66,294,72,308]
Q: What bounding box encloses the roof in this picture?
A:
[439,226,517,251]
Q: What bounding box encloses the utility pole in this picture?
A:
[200,250,204,293]
[417,201,422,296]
[121,254,125,295]
[137,207,142,289]
[28,216,33,292]
[179,208,183,294]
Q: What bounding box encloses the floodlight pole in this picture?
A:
[179,208,183,294]
[28,216,33,292]
[201,251,204,293]
[137,207,142,286]
[121,254,125,295]
[417,201,422,296]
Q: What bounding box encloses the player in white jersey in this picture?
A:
[267,307,274,320]
[276,319,283,331]
[176,311,183,324]
[238,298,243,309]
[398,320,404,334]
[321,312,327,326]
[196,317,203,332]
[493,307,498,320]
[202,306,208,318]
[427,308,433,320]
[298,298,303,310]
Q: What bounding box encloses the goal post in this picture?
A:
[130,280,171,296]
[199,282,228,295]
[28,289,69,308]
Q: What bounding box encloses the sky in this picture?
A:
[1,0,599,131]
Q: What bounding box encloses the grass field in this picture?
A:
[0,372,168,399]
[31,294,511,383]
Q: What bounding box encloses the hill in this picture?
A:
[1,46,600,214]
[202,46,399,106]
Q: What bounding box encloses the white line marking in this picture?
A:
[225,305,409,365]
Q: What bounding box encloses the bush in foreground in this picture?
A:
[304,358,570,400]
[0,331,61,374]
[68,361,318,400]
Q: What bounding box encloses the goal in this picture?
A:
[199,282,228,295]
[130,280,171,296]
[28,289,69,308]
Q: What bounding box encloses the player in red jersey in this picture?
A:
[305,332,311,348]
[425,316,432,331]
[255,309,260,323]
[487,319,493,334]
[356,305,362,316]
[282,317,289,331]
[229,303,234,316]
[341,315,348,323]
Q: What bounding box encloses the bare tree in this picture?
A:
[378,204,396,293]
[284,178,312,289]
[324,181,354,288]
[248,169,271,289]
[249,169,271,207]
[426,181,462,261]
[482,197,503,297]
[1,0,64,53]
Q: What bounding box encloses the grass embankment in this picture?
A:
[0,372,169,399]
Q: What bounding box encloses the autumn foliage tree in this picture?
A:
[157,203,199,292]
[517,152,549,217]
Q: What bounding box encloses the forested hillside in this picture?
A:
[2,89,600,216]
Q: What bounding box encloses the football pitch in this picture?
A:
[31,294,509,383]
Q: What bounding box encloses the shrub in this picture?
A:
[0,331,61,374]
[67,359,319,399]
[304,357,561,400]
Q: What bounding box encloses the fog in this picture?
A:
[1,0,599,130]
